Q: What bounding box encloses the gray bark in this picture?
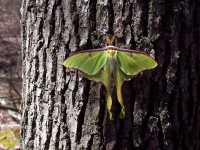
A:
[21,0,200,150]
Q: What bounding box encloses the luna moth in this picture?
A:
[63,37,158,119]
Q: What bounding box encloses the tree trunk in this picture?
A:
[21,0,200,149]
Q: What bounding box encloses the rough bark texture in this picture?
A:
[21,0,200,149]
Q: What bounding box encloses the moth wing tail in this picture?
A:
[115,68,126,119]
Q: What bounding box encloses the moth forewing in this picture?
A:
[63,50,108,76]
[116,50,157,76]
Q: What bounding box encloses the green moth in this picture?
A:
[63,37,158,119]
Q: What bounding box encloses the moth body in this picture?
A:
[106,49,117,74]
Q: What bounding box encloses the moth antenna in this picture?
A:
[114,37,117,46]
[106,35,115,46]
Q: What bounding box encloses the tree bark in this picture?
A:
[21,0,200,149]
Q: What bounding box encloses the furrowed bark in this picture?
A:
[21,0,200,149]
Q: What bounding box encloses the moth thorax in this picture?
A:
[107,49,117,57]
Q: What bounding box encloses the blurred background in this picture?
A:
[0,0,21,149]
